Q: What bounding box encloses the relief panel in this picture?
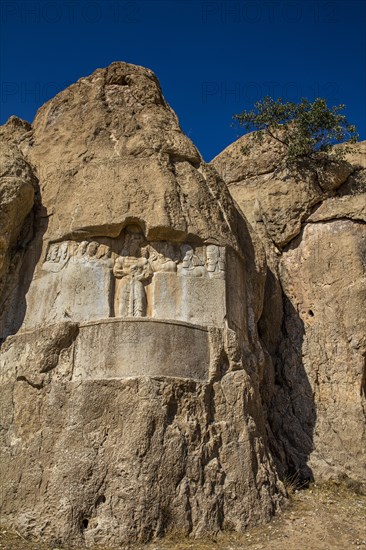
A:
[22,241,114,329]
[22,229,229,330]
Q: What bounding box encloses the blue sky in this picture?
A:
[1,0,365,161]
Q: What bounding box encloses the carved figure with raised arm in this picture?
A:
[113,229,152,317]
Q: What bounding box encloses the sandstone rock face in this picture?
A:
[279,219,366,481]
[212,134,366,485]
[27,63,240,248]
[0,64,284,547]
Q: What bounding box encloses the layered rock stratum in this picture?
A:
[0,62,364,548]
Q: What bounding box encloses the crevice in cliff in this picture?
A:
[227,167,277,185]
[266,294,316,485]
[169,153,201,169]
[336,166,365,196]
[16,375,43,390]
[305,216,366,226]
[361,355,366,399]
[168,159,194,233]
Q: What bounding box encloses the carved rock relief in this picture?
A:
[44,238,225,278]
[113,232,152,318]
[26,231,227,328]
[21,240,115,330]
[43,240,114,272]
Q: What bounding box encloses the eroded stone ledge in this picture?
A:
[0,318,225,384]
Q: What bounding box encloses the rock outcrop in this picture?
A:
[0,117,37,323]
[2,61,364,547]
[0,63,284,547]
[212,134,366,485]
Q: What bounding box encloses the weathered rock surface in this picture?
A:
[27,63,241,248]
[212,134,359,249]
[0,117,37,317]
[279,219,366,481]
[307,194,366,222]
[2,61,364,547]
[0,63,284,547]
[212,134,366,485]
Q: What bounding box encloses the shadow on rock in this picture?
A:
[0,201,48,341]
[261,284,316,487]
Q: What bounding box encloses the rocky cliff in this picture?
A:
[0,63,284,547]
[212,134,366,485]
[1,62,364,548]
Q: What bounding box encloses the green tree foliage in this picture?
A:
[233,97,358,163]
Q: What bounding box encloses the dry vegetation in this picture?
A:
[1,481,365,550]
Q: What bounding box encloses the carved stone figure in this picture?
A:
[66,242,79,260]
[148,249,177,273]
[43,242,69,272]
[76,241,88,258]
[206,245,225,279]
[96,245,114,267]
[59,242,69,260]
[178,245,206,277]
[113,231,152,317]
[96,244,110,259]
[86,241,99,259]
[49,244,60,262]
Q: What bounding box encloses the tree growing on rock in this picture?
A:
[233,96,358,164]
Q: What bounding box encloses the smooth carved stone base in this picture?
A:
[0,319,218,384]
[73,319,210,381]
[148,273,226,327]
